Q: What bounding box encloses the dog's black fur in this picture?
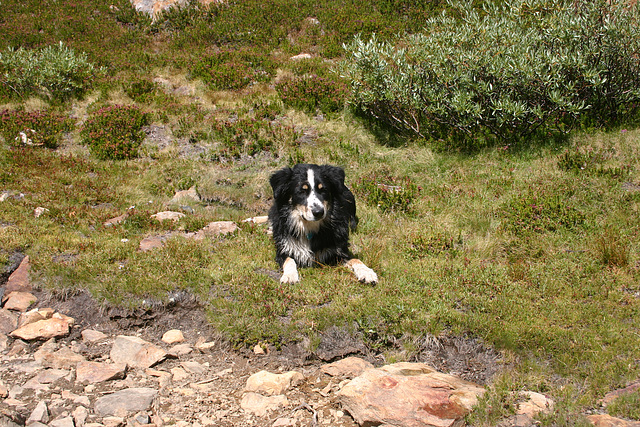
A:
[268,163,377,284]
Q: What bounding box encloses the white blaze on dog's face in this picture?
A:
[292,168,330,224]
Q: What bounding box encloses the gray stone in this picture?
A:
[94,387,158,416]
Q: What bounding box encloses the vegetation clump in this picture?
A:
[0,42,100,101]
[341,0,640,148]
[0,109,72,149]
[80,105,149,160]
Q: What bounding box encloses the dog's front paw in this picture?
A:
[280,270,299,284]
[280,257,300,284]
[346,259,378,285]
[355,265,378,284]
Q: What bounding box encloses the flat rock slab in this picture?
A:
[10,318,70,341]
[94,387,158,417]
[110,335,167,369]
[76,361,127,384]
[338,362,485,427]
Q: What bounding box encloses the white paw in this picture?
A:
[280,270,299,284]
[355,265,378,284]
[281,257,299,284]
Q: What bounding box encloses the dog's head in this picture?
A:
[270,164,346,223]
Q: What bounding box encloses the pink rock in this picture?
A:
[10,317,70,341]
[76,361,127,384]
[321,357,374,379]
[3,291,37,312]
[6,256,31,293]
[338,363,485,427]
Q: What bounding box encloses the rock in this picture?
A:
[138,235,169,252]
[49,416,75,427]
[587,414,640,426]
[0,309,18,334]
[170,186,200,203]
[131,0,222,18]
[34,207,49,217]
[290,53,313,61]
[162,329,185,344]
[110,335,168,369]
[168,343,192,357]
[17,308,51,328]
[193,221,238,239]
[81,329,108,342]
[379,362,436,376]
[253,344,265,355]
[171,366,190,382]
[26,400,49,424]
[245,370,304,396]
[73,405,89,426]
[104,213,127,226]
[5,255,31,293]
[602,381,640,406]
[321,357,374,379]
[240,392,289,417]
[76,361,127,384]
[35,368,69,384]
[94,387,158,417]
[36,346,86,369]
[516,391,554,422]
[338,363,485,427]
[151,211,185,222]
[242,216,269,224]
[181,361,207,375]
[10,317,71,340]
[3,291,37,312]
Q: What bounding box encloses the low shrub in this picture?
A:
[191,49,277,91]
[0,42,100,101]
[340,0,640,148]
[0,109,72,149]
[80,105,149,160]
[558,149,631,180]
[501,191,586,234]
[209,115,300,161]
[353,171,420,213]
[275,74,348,115]
[407,231,463,258]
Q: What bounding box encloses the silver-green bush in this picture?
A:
[340,0,640,147]
[0,42,100,101]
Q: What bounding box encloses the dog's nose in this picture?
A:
[311,206,325,219]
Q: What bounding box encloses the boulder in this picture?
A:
[338,362,485,427]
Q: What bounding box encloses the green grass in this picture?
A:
[1,0,640,425]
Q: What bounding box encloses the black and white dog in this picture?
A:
[268,163,378,285]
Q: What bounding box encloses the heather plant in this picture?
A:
[0,109,72,149]
[80,105,149,160]
[340,0,640,148]
[191,49,277,91]
[352,171,420,213]
[0,42,100,101]
[209,115,300,161]
[275,74,349,115]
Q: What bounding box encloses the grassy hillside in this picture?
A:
[1,0,640,424]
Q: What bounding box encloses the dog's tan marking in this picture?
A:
[281,257,300,284]
[345,259,378,284]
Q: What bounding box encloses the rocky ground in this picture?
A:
[1,249,637,427]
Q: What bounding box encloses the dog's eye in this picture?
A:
[317,183,323,190]
[302,184,309,191]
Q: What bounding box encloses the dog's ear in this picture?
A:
[320,165,346,189]
[270,167,293,202]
